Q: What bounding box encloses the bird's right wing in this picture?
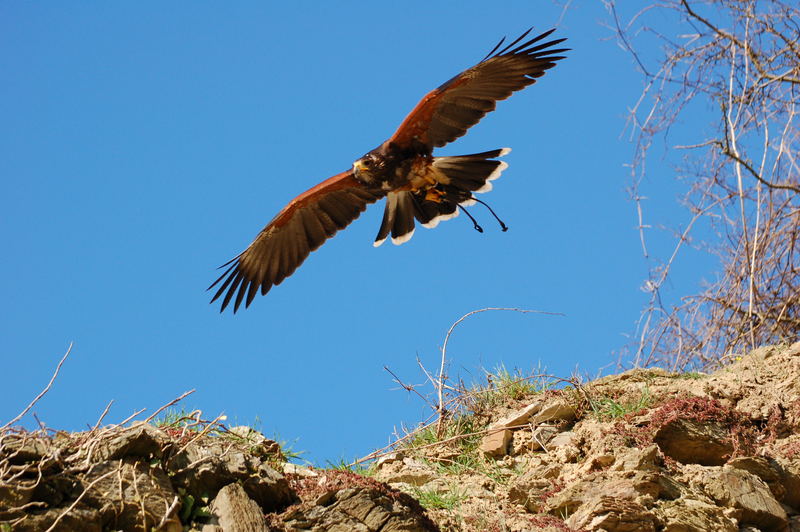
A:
[209,170,384,313]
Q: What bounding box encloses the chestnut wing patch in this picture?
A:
[210,171,384,313]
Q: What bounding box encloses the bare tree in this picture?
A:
[606,0,800,369]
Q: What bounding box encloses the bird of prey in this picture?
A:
[210,27,567,312]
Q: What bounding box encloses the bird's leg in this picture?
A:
[470,196,508,232]
[458,204,483,233]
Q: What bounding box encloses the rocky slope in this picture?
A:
[2,342,799,531]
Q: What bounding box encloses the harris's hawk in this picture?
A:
[210,28,567,312]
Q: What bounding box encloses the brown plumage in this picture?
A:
[210,27,568,312]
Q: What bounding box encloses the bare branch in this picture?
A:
[2,343,73,431]
[610,0,800,369]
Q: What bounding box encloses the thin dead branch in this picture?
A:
[608,0,800,369]
[435,308,564,437]
[2,343,73,431]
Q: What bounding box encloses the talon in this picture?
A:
[425,187,445,202]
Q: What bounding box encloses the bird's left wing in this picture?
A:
[209,170,384,313]
[387,28,567,150]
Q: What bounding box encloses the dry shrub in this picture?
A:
[607,0,800,369]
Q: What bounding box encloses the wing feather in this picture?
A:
[387,28,568,149]
[209,170,384,312]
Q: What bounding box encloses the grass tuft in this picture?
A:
[412,485,467,510]
[591,386,652,420]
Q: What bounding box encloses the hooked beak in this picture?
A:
[353,160,366,172]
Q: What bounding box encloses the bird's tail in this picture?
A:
[373,148,510,246]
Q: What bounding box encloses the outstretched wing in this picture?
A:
[387,28,567,150]
[209,170,384,313]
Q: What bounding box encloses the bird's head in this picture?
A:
[352,153,384,184]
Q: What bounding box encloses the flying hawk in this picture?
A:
[210,28,567,312]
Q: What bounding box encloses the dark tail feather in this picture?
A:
[373,192,417,247]
[431,147,510,195]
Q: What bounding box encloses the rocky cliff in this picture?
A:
[2,343,799,531]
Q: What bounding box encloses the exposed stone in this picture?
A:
[530,425,560,451]
[728,456,785,502]
[11,459,182,532]
[225,427,283,459]
[1,435,53,464]
[507,471,557,512]
[566,496,656,532]
[579,453,615,474]
[209,482,268,532]
[548,470,675,515]
[227,426,267,443]
[0,483,34,518]
[530,399,576,424]
[479,428,511,458]
[375,458,436,486]
[510,429,533,456]
[547,430,575,448]
[376,452,404,466]
[283,462,319,477]
[656,498,738,532]
[4,342,800,532]
[610,445,661,472]
[30,470,83,507]
[166,441,293,511]
[488,399,545,430]
[653,418,733,465]
[772,456,800,509]
[281,487,438,532]
[82,459,182,531]
[94,423,167,462]
[7,507,103,532]
[702,466,788,530]
[698,343,800,422]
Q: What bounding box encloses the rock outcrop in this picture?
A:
[2,342,799,531]
[372,342,800,531]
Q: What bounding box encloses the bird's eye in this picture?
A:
[362,160,372,167]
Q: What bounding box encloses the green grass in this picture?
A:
[177,488,211,524]
[412,485,467,510]
[408,415,484,451]
[325,457,376,476]
[469,363,555,413]
[151,410,304,465]
[674,371,705,380]
[426,453,520,485]
[591,386,652,420]
[271,433,304,463]
[427,453,481,476]
[152,408,205,429]
[489,364,544,399]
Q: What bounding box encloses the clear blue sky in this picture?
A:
[1,2,709,463]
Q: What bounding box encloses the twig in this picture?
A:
[157,496,181,529]
[174,412,227,457]
[44,469,116,532]
[92,400,114,432]
[532,425,550,454]
[116,408,147,428]
[143,389,196,424]
[383,366,434,409]
[435,308,564,436]
[2,343,73,430]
